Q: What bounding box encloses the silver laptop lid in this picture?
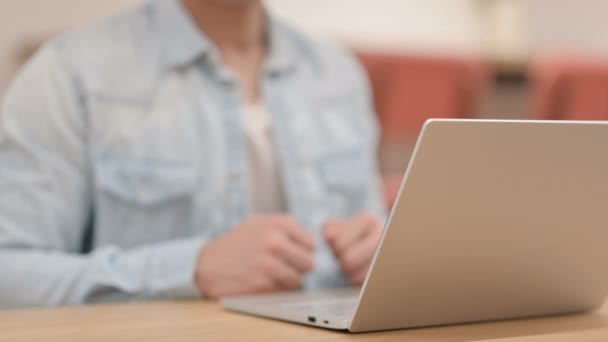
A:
[351,119,608,332]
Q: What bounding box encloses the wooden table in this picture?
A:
[1,300,607,342]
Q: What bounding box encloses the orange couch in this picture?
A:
[357,52,490,208]
[530,56,608,120]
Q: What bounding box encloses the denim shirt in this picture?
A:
[0,0,385,308]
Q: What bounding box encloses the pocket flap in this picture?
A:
[95,159,196,205]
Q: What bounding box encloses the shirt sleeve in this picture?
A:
[0,45,203,309]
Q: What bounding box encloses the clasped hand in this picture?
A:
[196,213,383,298]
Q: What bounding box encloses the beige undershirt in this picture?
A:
[242,103,286,214]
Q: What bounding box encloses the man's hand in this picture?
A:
[195,215,315,299]
[323,213,383,286]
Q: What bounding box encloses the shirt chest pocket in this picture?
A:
[93,159,200,246]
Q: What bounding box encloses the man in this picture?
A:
[0,0,386,308]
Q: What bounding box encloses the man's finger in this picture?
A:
[272,216,316,250]
[322,218,344,243]
[264,255,305,290]
[348,264,370,286]
[340,228,382,274]
[264,231,315,273]
[333,214,377,256]
[251,274,282,294]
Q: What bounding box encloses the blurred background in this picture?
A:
[2,0,608,207]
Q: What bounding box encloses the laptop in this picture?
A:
[221,119,608,332]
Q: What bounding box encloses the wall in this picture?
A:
[266,0,485,55]
[526,0,608,57]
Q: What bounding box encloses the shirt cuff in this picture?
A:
[145,237,207,299]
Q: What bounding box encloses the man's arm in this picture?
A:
[0,46,203,309]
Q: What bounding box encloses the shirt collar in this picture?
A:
[153,0,297,74]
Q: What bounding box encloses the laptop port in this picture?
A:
[307,316,316,323]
